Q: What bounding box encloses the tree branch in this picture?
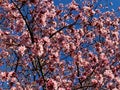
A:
[11,0,34,44]
[49,20,78,38]
[76,63,82,87]
[12,50,19,72]
[36,56,46,90]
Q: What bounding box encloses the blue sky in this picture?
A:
[110,0,120,8]
[54,0,72,5]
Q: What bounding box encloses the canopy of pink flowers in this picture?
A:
[0,0,119,90]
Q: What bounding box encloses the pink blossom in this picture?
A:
[70,42,76,50]
[0,72,7,77]
[58,88,65,90]
[118,7,120,10]
[107,82,113,88]
[112,88,119,90]
[10,87,17,90]
[8,71,15,79]
[43,36,50,43]
[12,11,20,18]
[69,0,78,10]
[99,4,103,8]
[83,6,91,11]
[41,14,47,26]
[53,51,59,57]
[16,19,25,29]
[99,74,103,84]
[47,79,58,90]
[99,53,106,59]
[0,29,3,36]
[18,46,26,55]
[2,3,14,10]
[79,29,84,36]
[115,77,120,84]
[91,79,98,84]
[96,47,102,52]
[110,2,113,6]
[38,44,44,56]
[104,70,114,79]
[10,77,17,83]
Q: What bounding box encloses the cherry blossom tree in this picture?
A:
[0,0,120,90]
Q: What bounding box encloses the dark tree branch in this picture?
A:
[76,63,82,87]
[81,63,98,83]
[72,84,95,90]
[11,0,34,44]
[49,20,78,38]
[37,56,46,90]
[12,50,19,72]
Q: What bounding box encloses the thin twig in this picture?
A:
[49,20,78,38]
